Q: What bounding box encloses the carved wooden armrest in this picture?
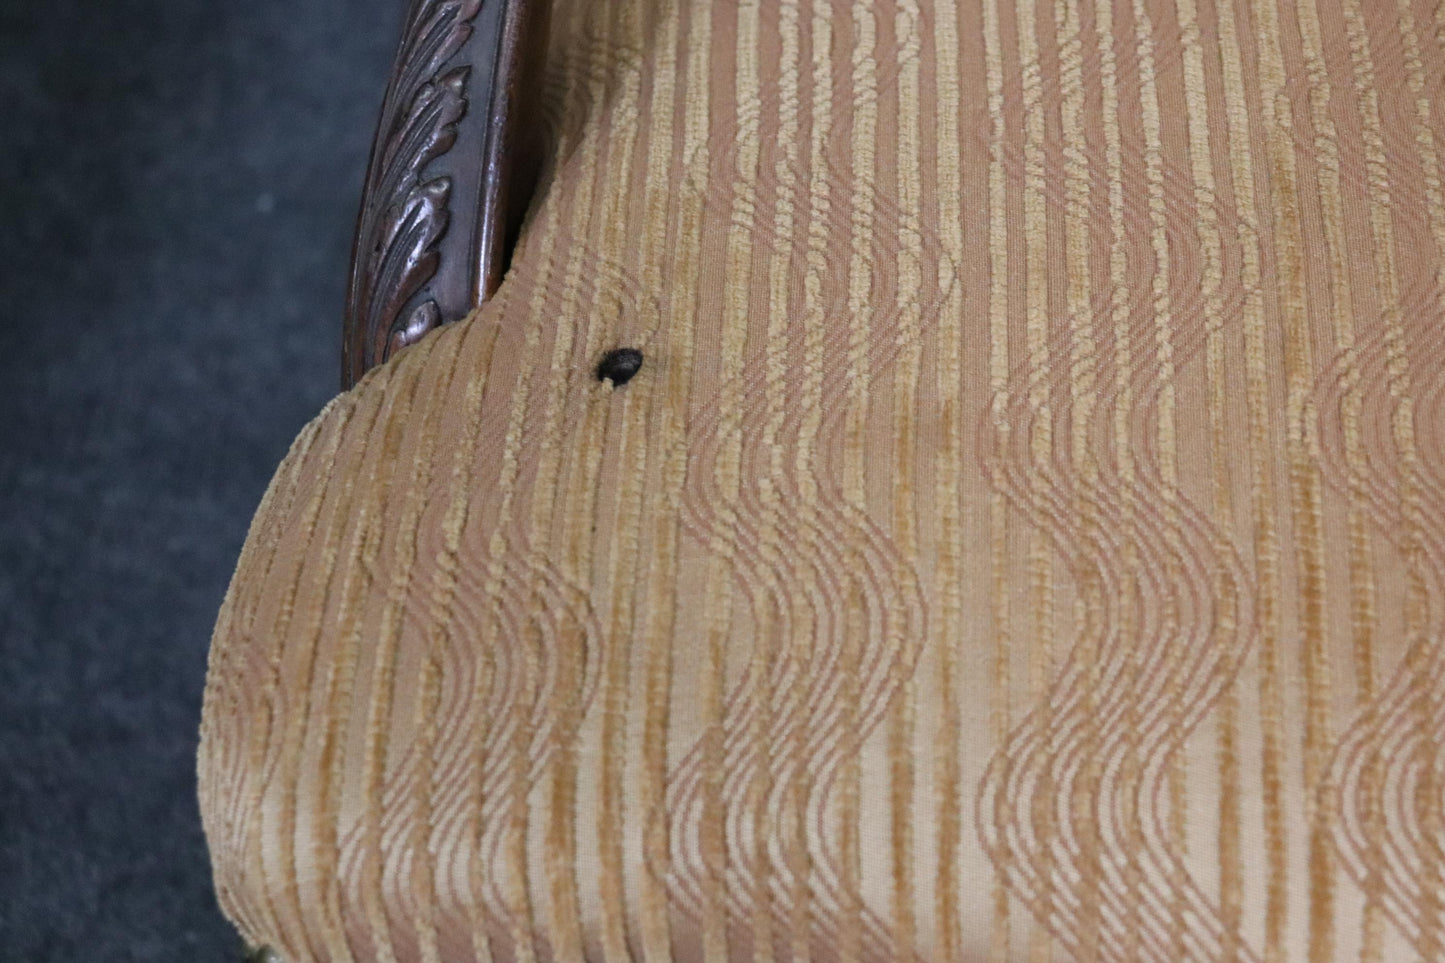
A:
[341,0,551,389]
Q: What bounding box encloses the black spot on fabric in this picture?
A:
[596,348,644,386]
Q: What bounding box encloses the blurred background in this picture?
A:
[1,1,402,957]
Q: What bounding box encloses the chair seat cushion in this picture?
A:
[199,0,1445,957]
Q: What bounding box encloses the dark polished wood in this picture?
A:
[342,0,552,388]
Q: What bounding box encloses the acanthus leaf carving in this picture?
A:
[343,0,550,387]
[344,1,487,382]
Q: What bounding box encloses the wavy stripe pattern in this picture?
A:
[199,0,1445,959]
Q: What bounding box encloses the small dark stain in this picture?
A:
[597,347,644,386]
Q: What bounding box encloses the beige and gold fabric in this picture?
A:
[198,0,1445,957]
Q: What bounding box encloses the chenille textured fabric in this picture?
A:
[198,0,1445,958]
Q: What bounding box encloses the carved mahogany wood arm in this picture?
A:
[342,0,551,389]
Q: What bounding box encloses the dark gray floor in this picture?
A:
[0,2,401,958]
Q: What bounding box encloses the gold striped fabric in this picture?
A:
[198,0,1445,957]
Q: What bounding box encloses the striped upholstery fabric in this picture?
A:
[198,0,1445,958]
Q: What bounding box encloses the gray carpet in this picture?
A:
[0,1,402,957]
